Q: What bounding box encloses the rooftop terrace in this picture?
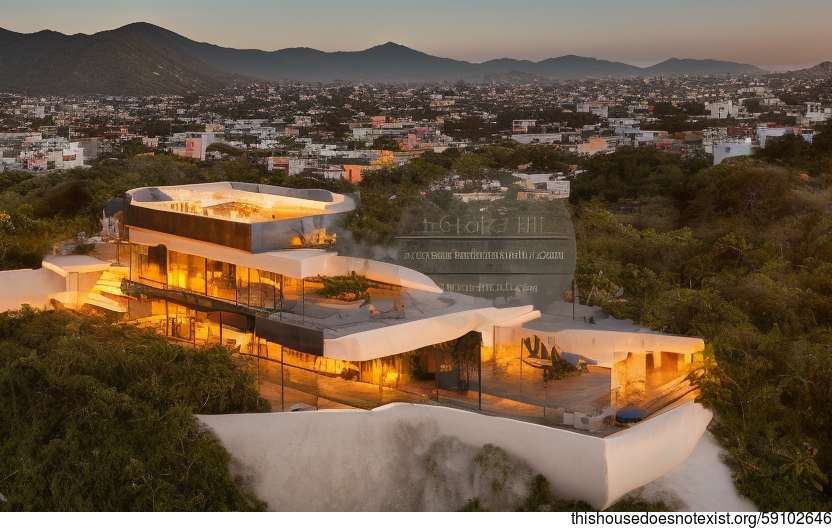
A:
[124,182,356,253]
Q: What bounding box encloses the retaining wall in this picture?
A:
[199,400,712,510]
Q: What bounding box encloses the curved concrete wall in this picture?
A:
[324,305,537,360]
[324,306,538,361]
[323,256,443,293]
[128,228,444,293]
[604,402,713,508]
[199,400,711,510]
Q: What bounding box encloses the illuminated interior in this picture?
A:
[119,182,703,431]
[125,239,698,429]
[128,242,404,316]
[137,192,323,223]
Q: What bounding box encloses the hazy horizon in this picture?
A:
[2,0,830,71]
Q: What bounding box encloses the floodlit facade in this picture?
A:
[0,181,712,507]
[117,182,704,424]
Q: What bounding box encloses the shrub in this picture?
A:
[316,271,370,300]
[0,308,269,511]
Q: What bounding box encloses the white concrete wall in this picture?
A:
[323,256,443,293]
[498,326,704,368]
[0,267,66,312]
[554,329,704,367]
[199,400,711,510]
[324,305,538,361]
[714,141,753,165]
[605,402,713,508]
[757,127,792,149]
[635,430,756,512]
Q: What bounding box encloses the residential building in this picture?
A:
[1,181,711,508]
[713,139,753,165]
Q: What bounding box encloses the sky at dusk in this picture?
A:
[3,0,830,71]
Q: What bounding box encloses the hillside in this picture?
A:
[0,23,242,95]
[788,61,832,77]
[644,58,766,76]
[0,22,771,94]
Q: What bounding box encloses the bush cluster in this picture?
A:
[0,308,269,511]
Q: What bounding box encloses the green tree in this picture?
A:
[371,135,401,151]
[0,309,269,511]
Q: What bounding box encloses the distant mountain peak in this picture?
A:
[363,41,422,54]
[0,23,242,95]
[121,21,160,29]
[645,57,766,75]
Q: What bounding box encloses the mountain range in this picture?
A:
[0,22,784,95]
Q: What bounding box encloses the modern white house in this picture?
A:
[1,181,712,509]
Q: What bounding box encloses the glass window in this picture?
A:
[189,254,207,294]
[167,251,206,293]
[132,243,166,285]
[249,269,278,309]
[207,259,236,302]
[237,266,251,306]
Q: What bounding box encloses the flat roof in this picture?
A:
[42,255,112,277]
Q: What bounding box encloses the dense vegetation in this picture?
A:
[0,155,353,510]
[0,308,269,511]
[569,126,832,510]
[341,145,578,245]
[513,474,671,513]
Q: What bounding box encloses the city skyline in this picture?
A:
[2,0,830,72]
